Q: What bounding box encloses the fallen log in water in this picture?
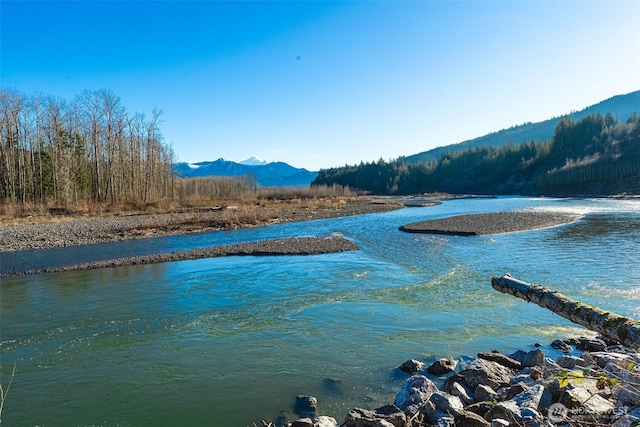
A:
[491,274,640,349]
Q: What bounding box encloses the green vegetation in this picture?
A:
[313,113,640,196]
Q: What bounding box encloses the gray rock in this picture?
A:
[512,384,547,411]
[422,392,463,426]
[453,409,491,427]
[292,418,314,427]
[543,357,564,376]
[604,361,640,384]
[398,359,424,374]
[294,395,318,419]
[477,352,522,371]
[428,391,464,413]
[519,407,541,422]
[559,386,616,421]
[427,357,457,376]
[509,349,545,367]
[576,337,607,352]
[394,375,438,415]
[461,358,514,391]
[612,383,640,407]
[451,381,474,405]
[474,384,498,403]
[343,407,407,427]
[315,416,339,427]
[509,373,536,386]
[484,400,522,423]
[591,351,636,369]
[557,355,586,369]
[551,339,573,353]
[613,414,640,427]
[499,382,528,400]
[465,402,494,418]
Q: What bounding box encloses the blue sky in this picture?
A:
[2,1,639,171]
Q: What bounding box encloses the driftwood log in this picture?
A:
[492,274,640,349]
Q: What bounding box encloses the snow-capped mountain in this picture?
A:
[173,158,318,187]
[239,157,268,166]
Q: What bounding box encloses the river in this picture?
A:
[1,197,639,426]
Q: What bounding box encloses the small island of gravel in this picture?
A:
[399,211,582,236]
[2,236,359,277]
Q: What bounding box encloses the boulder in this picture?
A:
[393,375,438,415]
[294,395,318,419]
[477,352,522,371]
[542,357,564,377]
[575,337,607,352]
[551,339,573,353]
[509,373,536,386]
[614,414,640,427]
[612,383,640,407]
[291,418,314,427]
[484,400,522,423]
[559,386,616,421]
[557,355,586,369]
[473,384,498,403]
[453,409,491,427]
[422,391,463,426]
[315,416,339,427]
[461,358,514,391]
[498,382,528,400]
[450,381,474,405]
[509,349,544,367]
[591,351,636,369]
[398,359,424,374]
[512,384,549,412]
[427,357,457,376]
[343,406,407,427]
[465,401,494,418]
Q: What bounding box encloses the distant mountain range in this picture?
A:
[405,90,640,164]
[173,158,318,187]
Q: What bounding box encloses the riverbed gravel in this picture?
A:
[399,211,582,235]
[0,199,400,252]
[3,236,359,277]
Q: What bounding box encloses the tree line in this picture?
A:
[0,89,175,207]
[313,112,640,196]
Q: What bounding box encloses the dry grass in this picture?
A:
[0,194,378,228]
[0,180,360,226]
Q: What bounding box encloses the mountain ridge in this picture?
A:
[405,90,640,164]
[173,158,318,187]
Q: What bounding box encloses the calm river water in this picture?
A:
[1,197,639,426]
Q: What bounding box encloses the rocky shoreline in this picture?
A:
[271,335,640,427]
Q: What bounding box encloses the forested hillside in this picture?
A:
[0,89,175,206]
[313,113,640,196]
[405,90,640,164]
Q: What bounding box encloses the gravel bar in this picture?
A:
[399,211,582,236]
[0,199,401,253]
[2,236,359,277]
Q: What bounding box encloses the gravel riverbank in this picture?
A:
[2,236,359,277]
[399,211,582,236]
[0,198,400,253]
